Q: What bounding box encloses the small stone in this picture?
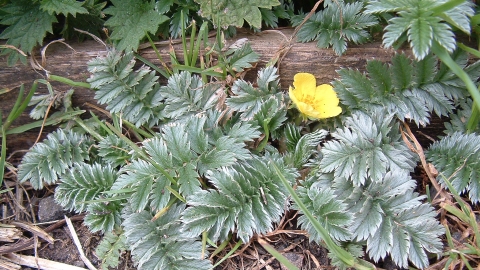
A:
[38,196,65,222]
[72,261,85,268]
[280,253,304,270]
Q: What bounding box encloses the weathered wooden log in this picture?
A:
[0,28,440,156]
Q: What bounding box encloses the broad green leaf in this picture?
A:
[0,0,57,64]
[40,0,88,16]
[195,0,280,28]
[104,0,169,51]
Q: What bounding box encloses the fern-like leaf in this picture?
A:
[84,200,123,233]
[55,163,117,212]
[310,170,444,269]
[332,53,479,125]
[87,50,165,127]
[295,185,352,242]
[227,66,282,120]
[95,230,126,270]
[225,43,260,73]
[17,129,93,189]
[182,155,297,243]
[366,0,474,60]
[160,71,220,120]
[296,2,378,55]
[426,132,480,203]
[97,134,132,167]
[123,203,213,270]
[320,110,417,186]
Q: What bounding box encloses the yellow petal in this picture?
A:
[292,73,316,99]
[313,84,342,118]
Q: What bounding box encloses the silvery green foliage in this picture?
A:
[160,71,221,120]
[295,1,378,55]
[123,203,213,270]
[333,53,480,126]
[227,66,283,120]
[87,50,165,127]
[97,134,132,167]
[296,110,444,269]
[95,230,126,270]
[17,129,93,189]
[55,162,117,213]
[366,0,474,60]
[320,110,417,186]
[297,167,444,269]
[112,112,260,213]
[426,132,480,203]
[284,124,328,168]
[182,154,297,243]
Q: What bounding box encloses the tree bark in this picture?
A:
[0,28,439,156]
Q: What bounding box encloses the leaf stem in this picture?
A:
[432,42,480,132]
[270,160,375,270]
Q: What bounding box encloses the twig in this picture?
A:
[400,122,452,202]
[64,216,97,270]
[2,253,86,270]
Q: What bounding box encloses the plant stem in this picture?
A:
[269,160,374,270]
[49,74,91,88]
[432,42,480,132]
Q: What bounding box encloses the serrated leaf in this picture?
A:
[408,17,432,60]
[17,129,93,189]
[104,0,169,51]
[55,163,117,212]
[195,0,280,28]
[226,43,259,72]
[96,230,126,270]
[440,0,474,34]
[84,201,123,233]
[183,156,297,243]
[40,0,88,16]
[0,0,57,60]
[123,204,212,270]
[426,132,480,203]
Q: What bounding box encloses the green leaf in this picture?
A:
[84,200,123,233]
[227,66,281,120]
[195,0,280,28]
[114,159,172,212]
[156,0,174,14]
[98,134,132,167]
[104,0,169,51]
[40,0,88,16]
[55,163,118,213]
[0,0,57,64]
[160,71,219,120]
[426,132,480,203]
[296,2,378,56]
[183,155,297,243]
[95,230,126,270]
[87,50,166,127]
[320,111,417,186]
[225,43,260,72]
[408,17,433,60]
[123,204,212,270]
[295,187,352,242]
[17,129,93,189]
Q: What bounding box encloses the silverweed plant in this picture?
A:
[7,0,480,269]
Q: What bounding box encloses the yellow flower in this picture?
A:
[289,73,342,120]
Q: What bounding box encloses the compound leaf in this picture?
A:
[40,0,88,16]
